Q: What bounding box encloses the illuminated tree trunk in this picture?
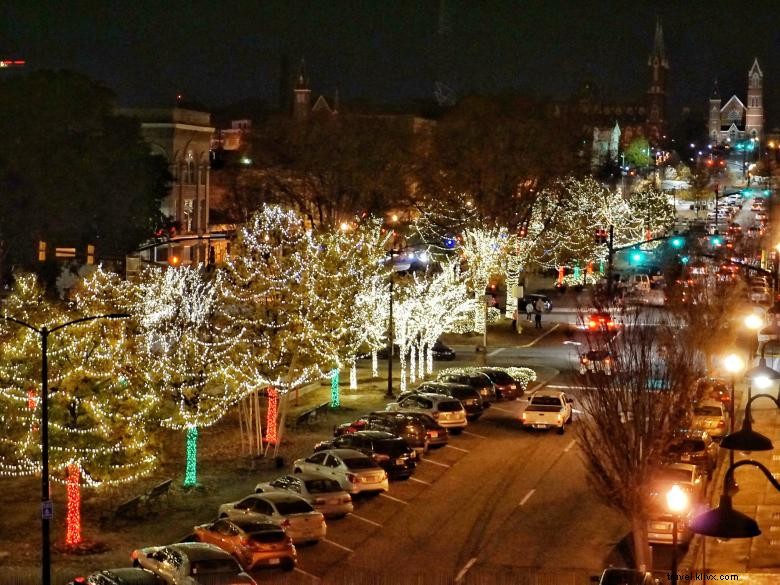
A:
[330,369,340,408]
[399,348,408,393]
[184,426,198,487]
[426,344,433,375]
[371,350,378,378]
[409,346,417,384]
[418,343,425,379]
[65,463,82,547]
[349,359,357,390]
[505,254,521,319]
[265,388,279,445]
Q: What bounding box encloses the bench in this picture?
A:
[100,494,144,526]
[143,478,173,508]
[291,401,331,428]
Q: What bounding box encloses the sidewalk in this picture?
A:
[681,377,780,576]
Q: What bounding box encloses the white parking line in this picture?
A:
[489,406,514,414]
[454,557,478,583]
[380,492,408,505]
[294,566,321,582]
[545,384,599,390]
[564,439,576,452]
[519,488,535,507]
[488,347,505,357]
[462,430,486,438]
[420,457,451,468]
[445,444,469,453]
[322,538,353,553]
[349,513,382,527]
[408,476,432,486]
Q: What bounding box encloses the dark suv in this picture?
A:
[411,382,484,421]
[314,431,416,479]
[471,368,523,400]
[335,411,441,452]
[662,430,718,478]
[436,369,496,406]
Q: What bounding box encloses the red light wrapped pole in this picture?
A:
[65,463,81,547]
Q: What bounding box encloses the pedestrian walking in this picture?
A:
[525,300,534,321]
[534,298,544,329]
[511,308,518,333]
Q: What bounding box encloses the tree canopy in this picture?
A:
[0,70,169,280]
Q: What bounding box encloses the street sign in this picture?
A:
[41,500,53,520]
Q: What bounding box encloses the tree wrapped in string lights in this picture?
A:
[134,265,236,487]
[458,226,509,334]
[0,271,158,548]
[219,206,325,454]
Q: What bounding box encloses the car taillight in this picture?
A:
[281,519,291,528]
[374,453,390,462]
[588,320,597,329]
[557,414,562,423]
[604,358,611,364]
[314,498,326,505]
[718,420,725,427]
[431,411,439,419]
[510,384,516,389]
[346,472,359,483]
[522,412,527,421]
[580,356,588,363]
[341,495,352,503]
[607,321,615,328]
[73,578,87,584]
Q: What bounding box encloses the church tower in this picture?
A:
[293,59,311,121]
[708,80,722,145]
[745,58,763,140]
[646,18,669,140]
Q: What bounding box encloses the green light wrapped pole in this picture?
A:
[184,426,198,487]
[330,369,340,408]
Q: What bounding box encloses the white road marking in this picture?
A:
[445,444,469,453]
[519,488,536,507]
[322,538,353,552]
[349,513,382,527]
[564,439,576,452]
[462,430,486,438]
[488,347,506,357]
[454,557,478,583]
[408,476,432,486]
[379,492,408,505]
[489,406,514,414]
[420,457,451,468]
[294,566,321,582]
[520,323,560,347]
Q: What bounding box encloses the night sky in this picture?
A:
[3,1,780,125]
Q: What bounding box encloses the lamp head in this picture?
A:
[723,353,744,375]
[690,494,761,538]
[666,484,690,514]
[745,358,780,382]
[721,408,774,452]
[744,313,763,331]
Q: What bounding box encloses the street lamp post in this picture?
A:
[385,249,401,399]
[722,353,745,469]
[666,484,690,583]
[0,312,129,585]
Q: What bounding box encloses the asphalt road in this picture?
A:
[250,327,633,584]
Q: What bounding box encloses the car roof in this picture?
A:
[530,390,562,397]
[695,399,723,408]
[420,382,474,391]
[323,448,370,459]
[280,471,331,481]
[167,542,234,560]
[90,569,164,585]
[228,519,282,531]
[348,430,399,440]
[410,392,463,404]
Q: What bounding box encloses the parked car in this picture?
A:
[696,377,731,406]
[68,569,166,585]
[749,286,771,304]
[470,367,524,400]
[411,382,484,420]
[431,339,456,360]
[691,400,728,439]
[646,463,708,545]
[578,349,613,376]
[436,368,497,406]
[519,294,553,313]
[387,392,468,433]
[193,518,296,571]
[596,568,659,585]
[521,390,574,434]
[662,430,718,478]
[254,472,353,518]
[313,430,416,479]
[293,448,389,495]
[217,493,326,544]
[334,411,443,452]
[132,543,256,585]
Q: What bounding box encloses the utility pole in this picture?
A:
[607,225,615,296]
[386,272,395,398]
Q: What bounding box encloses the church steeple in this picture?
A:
[293,58,311,121]
[649,18,667,66]
[746,58,763,140]
[646,18,669,139]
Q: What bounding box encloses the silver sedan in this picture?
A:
[255,472,353,518]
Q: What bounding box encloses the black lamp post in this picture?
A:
[0,313,129,585]
[385,249,401,398]
[720,393,780,452]
[690,460,780,538]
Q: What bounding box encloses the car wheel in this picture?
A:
[294,468,302,474]
[282,558,296,572]
[451,428,463,435]
[566,413,573,425]
[557,426,565,435]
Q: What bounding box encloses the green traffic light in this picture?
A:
[681,256,690,264]
[671,237,684,249]
[631,252,643,264]
[711,236,723,247]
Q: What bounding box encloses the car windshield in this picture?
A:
[484,371,513,384]
[437,400,463,412]
[305,479,342,494]
[669,440,706,453]
[343,457,379,469]
[249,529,287,543]
[405,413,439,428]
[531,396,561,406]
[375,439,407,456]
[655,468,693,484]
[190,558,242,576]
[586,350,610,360]
[694,406,722,417]
[274,499,315,515]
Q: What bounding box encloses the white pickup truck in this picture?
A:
[521,390,573,434]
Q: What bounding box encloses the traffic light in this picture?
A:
[595,228,608,244]
[680,255,690,264]
[168,254,181,267]
[670,236,685,249]
[709,235,723,247]
[86,244,95,265]
[630,251,644,265]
